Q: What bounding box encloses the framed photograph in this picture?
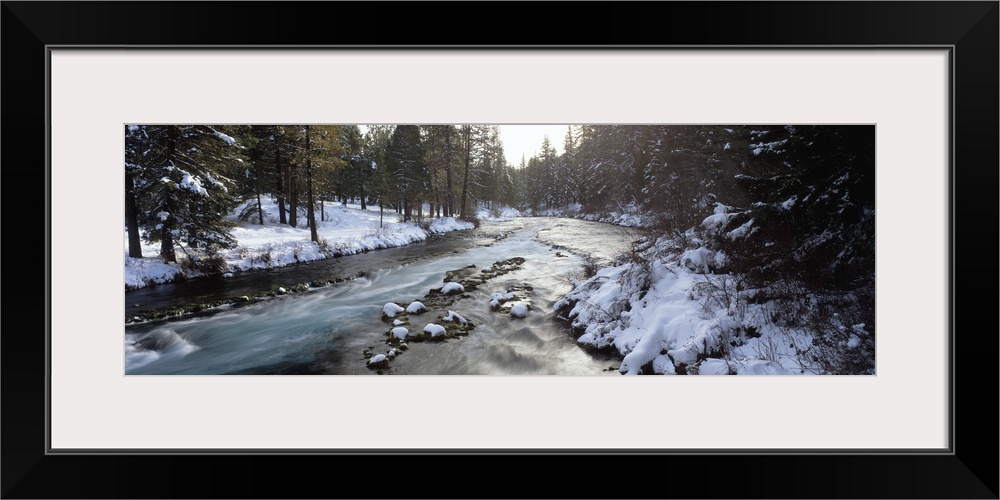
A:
[4,2,996,498]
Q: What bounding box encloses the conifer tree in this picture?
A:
[131,125,241,262]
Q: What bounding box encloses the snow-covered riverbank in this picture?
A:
[124,200,515,290]
[554,209,874,376]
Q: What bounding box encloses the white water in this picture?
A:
[125,219,628,375]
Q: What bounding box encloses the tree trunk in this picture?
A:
[288,158,298,228]
[160,230,175,263]
[275,134,287,225]
[256,184,265,225]
[305,126,319,243]
[461,126,471,218]
[445,127,453,217]
[125,171,142,258]
[160,127,179,263]
[360,183,366,210]
[160,200,176,263]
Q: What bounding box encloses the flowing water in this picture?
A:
[124,218,635,375]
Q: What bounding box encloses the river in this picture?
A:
[124,218,639,375]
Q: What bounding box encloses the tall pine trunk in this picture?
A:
[288,158,298,228]
[160,126,179,263]
[125,171,142,258]
[275,133,287,225]
[445,126,453,217]
[250,143,265,225]
[460,126,471,218]
[305,126,319,243]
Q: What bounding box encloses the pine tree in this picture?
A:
[131,125,240,262]
[338,125,368,210]
[424,125,461,217]
[561,126,580,207]
[387,125,425,222]
[458,125,487,218]
[538,135,562,208]
[364,125,394,228]
[125,125,147,258]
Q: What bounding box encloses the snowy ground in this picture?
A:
[125,199,484,290]
[553,208,872,375]
[555,255,816,375]
[525,202,652,228]
[478,206,522,222]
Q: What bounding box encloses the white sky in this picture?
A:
[358,124,571,168]
[497,125,570,167]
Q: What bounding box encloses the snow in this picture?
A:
[393,319,405,326]
[179,172,209,196]
[524,202,654,228]
[383,303,405,317]
[443,310,467,324]
[477,206,523,222]
[679,247,724,273]
[423,323,447,337]
[125,200,482,289]
[125,256,182,290]
[750,139,788,156]
[726,219,755,239]
[701,212,733,230]
[391,327,408,340]
[368,354,387,364]
[509,302,528,318]
[441,282,464,295]
[406,301,426,314]
[427,217,474,234]
[559,251,816,375]
[213,129,237,145]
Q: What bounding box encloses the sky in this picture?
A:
[497,125,571,167]
[358,124,572,168]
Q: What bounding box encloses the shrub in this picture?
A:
[199,253,229,274]
[459,212,480,229]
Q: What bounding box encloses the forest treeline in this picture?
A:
[125,124,874,296]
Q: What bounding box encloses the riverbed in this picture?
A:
[124,218,635,375]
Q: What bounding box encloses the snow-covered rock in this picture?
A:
[443,310,467,325]
[423,323,447,337]
[382,303,405,318]
[391,327,408,340]
[441,282,464,295]
[368,354,389,368]
[406,301,426,314]
[510,302,528,318]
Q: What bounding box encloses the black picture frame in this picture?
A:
[3,2,997,498]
